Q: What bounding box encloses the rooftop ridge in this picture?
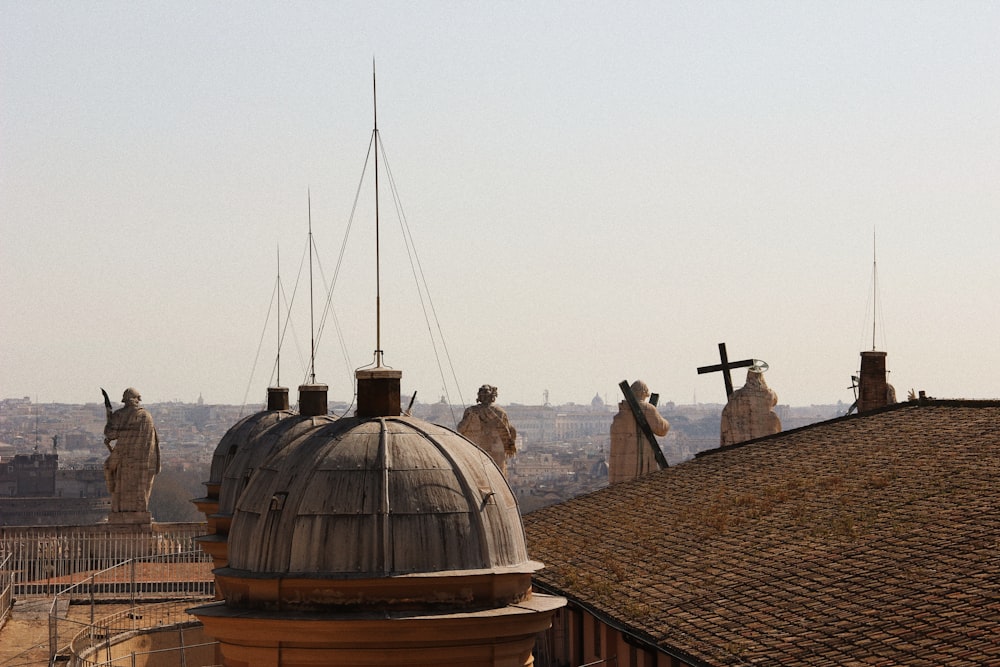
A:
[695,397,1000,459]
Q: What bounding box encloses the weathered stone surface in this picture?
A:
[107,510,152,524]
[720,369,781,446]
[227,415,529,576]
[609,380,670,483]
[457,384,517,476]
[196,406,564,667]
[103,388,160,521]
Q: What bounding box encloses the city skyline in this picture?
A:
[3,3,999,408]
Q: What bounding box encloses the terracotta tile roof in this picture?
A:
[523,400,1000,666]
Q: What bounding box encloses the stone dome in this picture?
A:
[226,415,530,577]
[216,414,335,519]
[206,409,293,492]
[194,355,563,667]
[195,385,332,575]
[203,386,294,496]
[193,401,294,529]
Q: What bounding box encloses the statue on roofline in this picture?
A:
[610,379,670,484]
[458,384,517,477]
[103,387,161,522]
[720,366,781,446]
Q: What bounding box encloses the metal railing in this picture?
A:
[0,523,207,597]
[48,550,214,663]
[67,601,216,667]
[74,640,222,667]
[0,553,13,629]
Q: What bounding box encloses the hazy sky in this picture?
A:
[3,2,999,412]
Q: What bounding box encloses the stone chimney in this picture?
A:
[356,368,402,418]
[298,383,329,417]
[857,351,889,413]
[266,386,290,411]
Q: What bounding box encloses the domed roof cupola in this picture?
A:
[226,415,528,578]
[193,369,564,666]
[191,386,295,531]
[191,78,562,665]
[195,384,335,573]
[224,367,529,577]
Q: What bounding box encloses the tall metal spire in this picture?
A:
[308,189,317,383]
[373,59,384,368]
[276,243,281,386]
[871,228,878,351]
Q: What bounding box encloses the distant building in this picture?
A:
[0,452,109,525]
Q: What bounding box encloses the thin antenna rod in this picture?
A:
[276,244,281,386]
[872,228,877,351]
[308,190,317,383]
[373,59,383,367]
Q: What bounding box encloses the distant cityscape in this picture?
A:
[0,394,849,520]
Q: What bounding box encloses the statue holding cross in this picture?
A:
[609,380,670,484]
[720,364,782,446]
[697,342,755,399]
[697,344,782,445]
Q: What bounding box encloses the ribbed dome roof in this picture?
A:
[227,415,529,576]
[207,409,293,487]
[216,414,335,516]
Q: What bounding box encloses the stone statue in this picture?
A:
[610,380,670,484]
[457,385,517,476]
[720,368,781,446]
[104,387,161,521]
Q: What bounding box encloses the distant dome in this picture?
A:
[226,415,529,577]
[591,392,605,409]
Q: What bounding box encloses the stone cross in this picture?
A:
[697,342,754,399]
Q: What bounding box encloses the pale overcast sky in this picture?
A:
[3,2,999,412]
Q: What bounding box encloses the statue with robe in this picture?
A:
[610,380,670,484]
[104,387,161,520]
[720,368,781,446]
[457,384,517,477]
